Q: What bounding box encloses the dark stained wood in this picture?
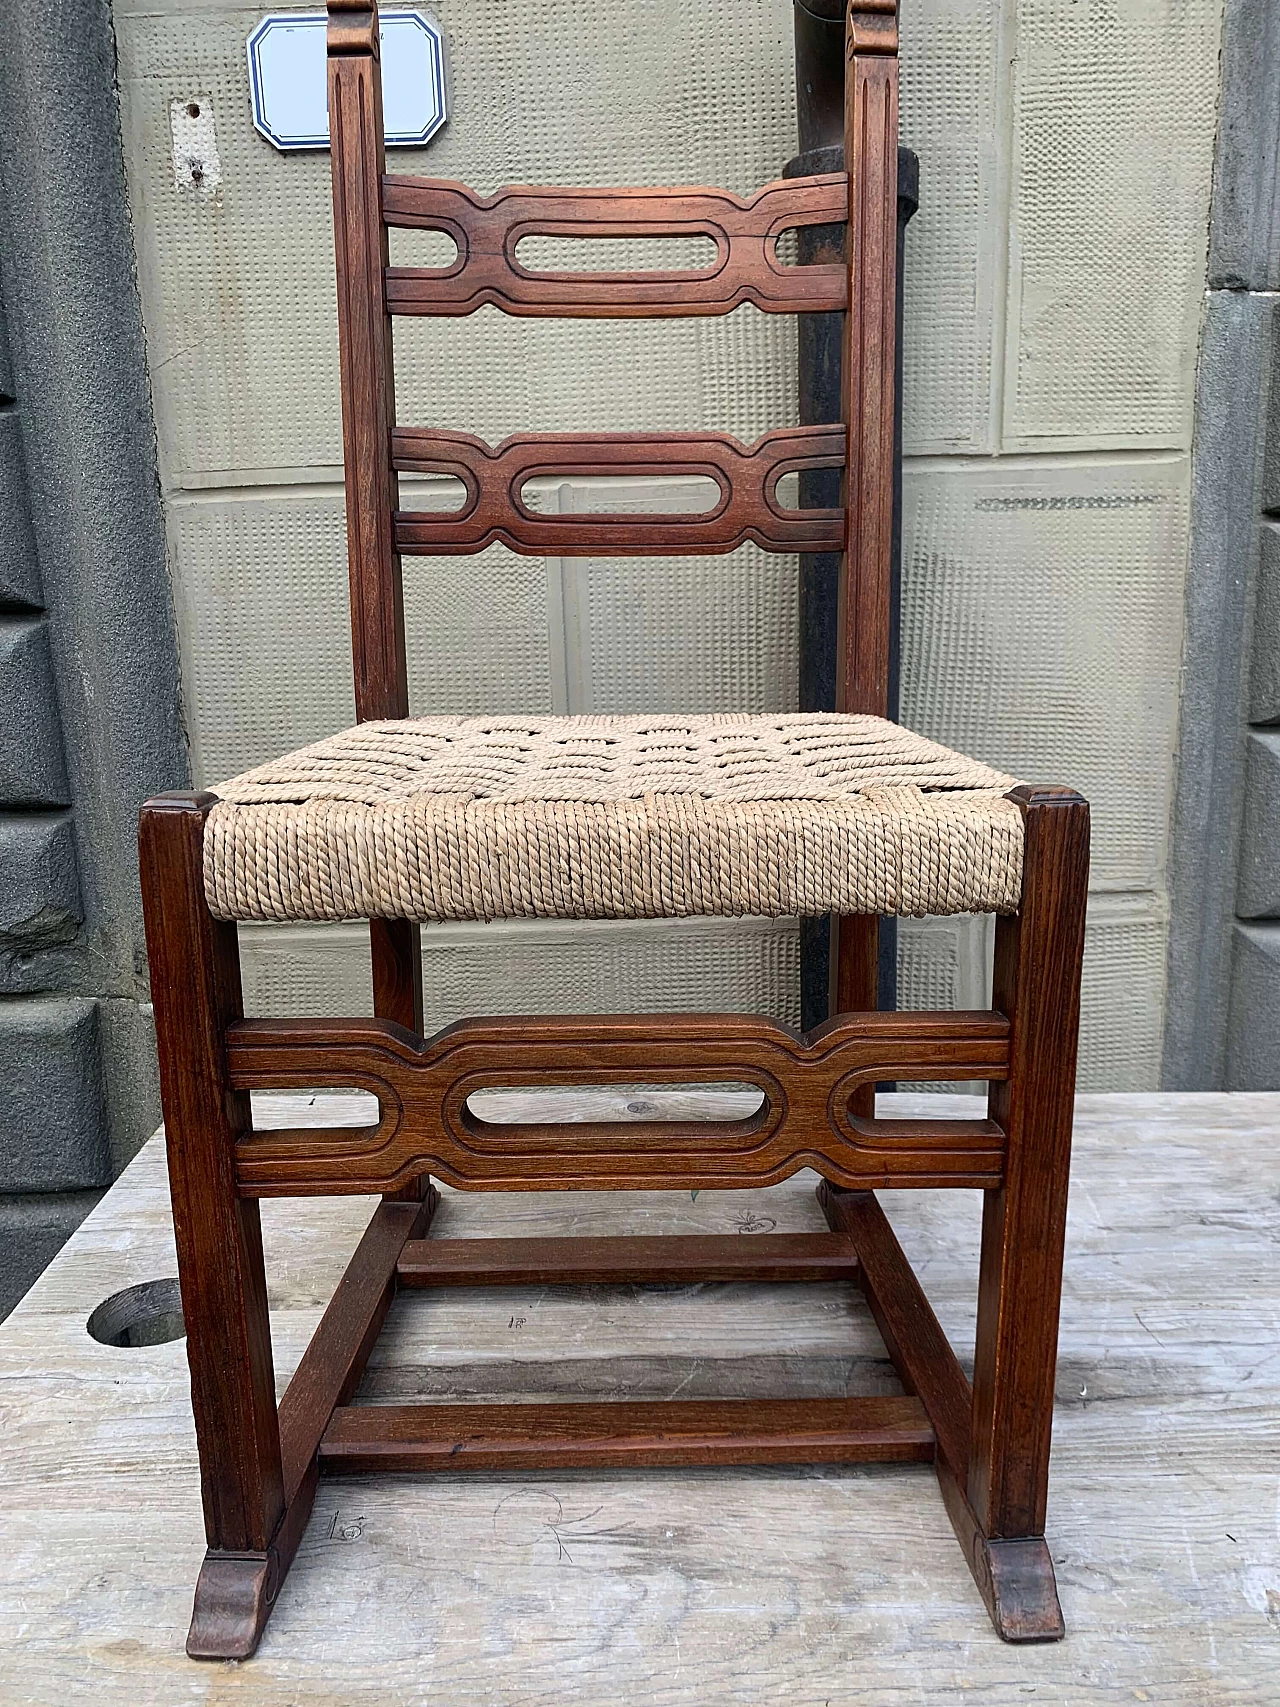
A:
[369,917,423,1034]
[138,792,287,1659]
[395,1231,860,1288]
[817,1180,1068,1643]
[969,786,1090,1542]
[186,1461,318,1662]
[328,0,406,724]
[837,3,899,719]
[319,1396,935,1472]
[328,3,427,1131]
[816,1184,971,1480]
[137,0,1089,1658]
[392,424,844,556]
[277,1190,438,1499]
[829,912,882,1120]
[368,914,427,1204]
[936,1462,1066,1643]
[382,174,849,318]
[138,794,284,1553]
[226,1009,1010,1194]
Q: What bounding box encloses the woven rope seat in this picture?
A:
[204,712,1024,924]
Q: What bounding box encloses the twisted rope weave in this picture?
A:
[204,713,1024,922]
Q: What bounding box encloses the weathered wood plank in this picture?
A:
[1,1092,1278,1702]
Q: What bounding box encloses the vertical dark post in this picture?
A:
[838,2,899,720]
[970,787,1089,1551]
[789,1,917,1030]
[327,0,424,1041]
[139,793,286,1657]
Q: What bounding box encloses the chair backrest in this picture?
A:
[325,0,900,724]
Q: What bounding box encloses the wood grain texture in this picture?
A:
[328,7,406,723]
[367,915,428,1205]
[391,424,844,556]
[318,1395,935,1472]
[139,792,293,1660]
[138,794,284,1557]
[329,6,425,1097]
[817,1181,1064,1641]
[130,0,1096,1668]
[277,1191,438,1500]
[837,3,899,718]
[817,1184,970,1479]
[367,917,423,1034]
[971,787,1090,1542]
[382,174,849,318]
[6,1093,1279,1698]
[394,1231,860,1288]
[829,913,882,1121]
[226,1009,1009,1194]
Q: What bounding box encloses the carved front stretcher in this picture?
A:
[229,1010,1010,1195]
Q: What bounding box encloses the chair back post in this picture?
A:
[838,0,900,717]
[328,0,424,1042]
[327,0,409,722]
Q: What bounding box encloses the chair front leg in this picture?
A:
[140,792,286,1658]
[966,784,1089,1637]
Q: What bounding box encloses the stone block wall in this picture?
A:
[0,0,189,1316]
[1164,0,1280,1088]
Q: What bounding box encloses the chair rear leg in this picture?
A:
[369,917,436,1205]
[960,784,1089,1641]
[140,793,287,1659]
[830,913,880,1119]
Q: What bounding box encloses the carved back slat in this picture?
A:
[382,176,849,318]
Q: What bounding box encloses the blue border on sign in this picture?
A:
[246,10,448,152]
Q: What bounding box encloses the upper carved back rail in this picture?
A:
[381,176,849,318]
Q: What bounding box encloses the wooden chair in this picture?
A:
[139,0,1089,1660]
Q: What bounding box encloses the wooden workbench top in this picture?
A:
[1,1092,1277,1703]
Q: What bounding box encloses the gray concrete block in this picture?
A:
[1260,306,1280,520]
[0,0,187,977]
[0,811,82,992]
[0,1189,100,1320]
[1162,292,1272,1087]
[0,295,11,401]
[1248,524,1280,724]
[0,995,110,1191]
[1236,732,1280,917]
[1225,922,1280,1088]
[0,617,69,805]
[1209,0,1280,292]
[0,413,40,608]
[97,995,160,1178]
[0,0,189,1168]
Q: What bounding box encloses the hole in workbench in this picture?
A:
[87,1278,186,1347]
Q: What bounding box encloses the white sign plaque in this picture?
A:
[247,10,447,151]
